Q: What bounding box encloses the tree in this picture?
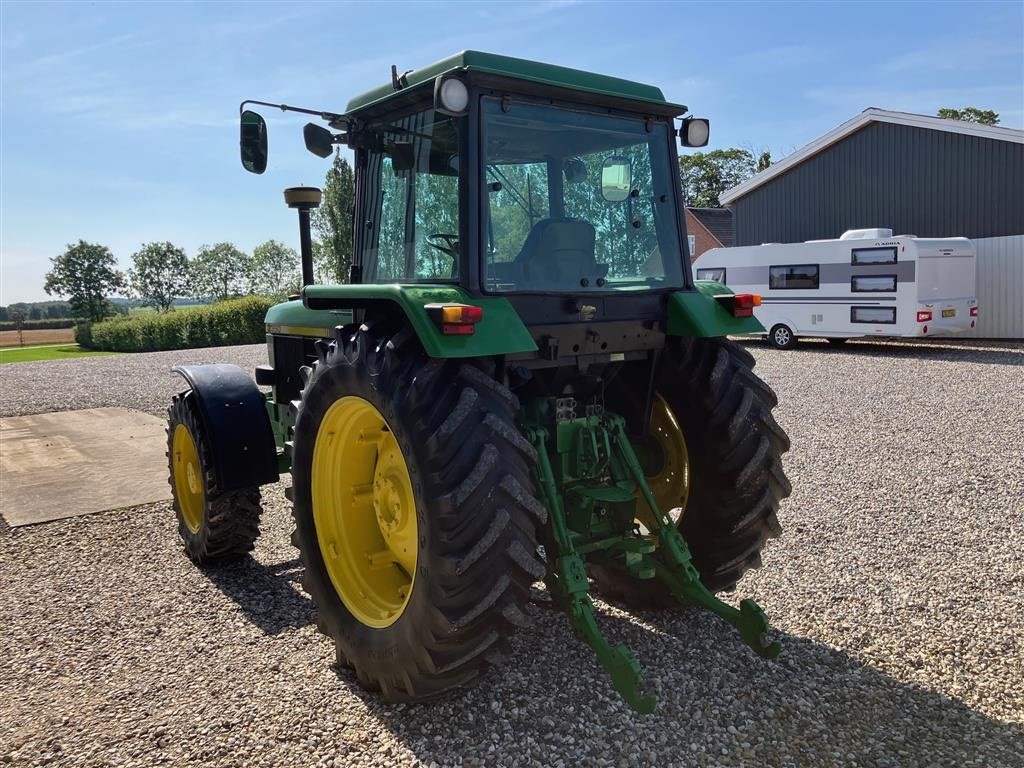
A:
[678,148,758,208]
[756,150,772,172]
[44,240,126,322]
[129,241,191,312]
[190,243,249,301]
[311,151,355,283]
[937,107,1000,125]
[248,240,301,299]
[9,308,26,347]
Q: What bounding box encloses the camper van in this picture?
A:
[693,229,978,348]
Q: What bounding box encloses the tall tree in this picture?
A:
[312,151,355,283]
[937,107,1000,125]
[44,240,126,322]
[248,239,301,299]
[756,150,772,172]
[191,243,249,301]
[678,148,758,208]
[129,241,190,312]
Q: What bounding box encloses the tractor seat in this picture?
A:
[514,218,601,290]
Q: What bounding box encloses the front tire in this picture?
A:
[593,336,791,605]
[769,324,796,349]
[166,392,262,563]
[289,322,546,700]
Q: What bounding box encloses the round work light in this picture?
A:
[681,118,710,147]
[435,76,469,115]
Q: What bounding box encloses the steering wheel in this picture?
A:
[426,233,460,258]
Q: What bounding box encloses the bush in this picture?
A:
[88,297,273,352]
[75,322,94,348]
[0,318,76,332]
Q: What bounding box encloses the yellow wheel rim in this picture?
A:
[172,423,204,534]
[311,396,417,628]
[637,394,690,528]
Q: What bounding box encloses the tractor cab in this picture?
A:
[239,51,716,359]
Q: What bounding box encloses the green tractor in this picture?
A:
[166,51,790,713]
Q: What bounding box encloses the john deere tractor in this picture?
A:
[166,51,790,713]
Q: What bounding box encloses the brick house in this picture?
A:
[685,207,734,262]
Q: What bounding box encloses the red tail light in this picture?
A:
[916,311,932,323]
[969,306,979,317]
[426,303,484,335]
[714,293,761,318]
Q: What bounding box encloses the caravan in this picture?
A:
[693,229,978,348]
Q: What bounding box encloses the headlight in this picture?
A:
[680,117,710,147]
[434,76,469,116]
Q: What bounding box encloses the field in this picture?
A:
[0,340,1022,767]
[0,344,115,365]
[0,328,75,348]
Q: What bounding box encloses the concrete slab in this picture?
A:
[0,408,171,527]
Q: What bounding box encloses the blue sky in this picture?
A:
[2,0,1021,303]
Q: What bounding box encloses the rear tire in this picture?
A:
[166,392,262,564]
[768,324,796,349]
[592,336,791,605]
[288,321,546,700]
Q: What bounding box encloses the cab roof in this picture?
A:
[345,50,685,115]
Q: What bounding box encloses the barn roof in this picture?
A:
[720,108,1024,206]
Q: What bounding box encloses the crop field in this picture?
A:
[0,339,1021,768]
[0,328,75,348]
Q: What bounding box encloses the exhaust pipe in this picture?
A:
[283,186,322,287]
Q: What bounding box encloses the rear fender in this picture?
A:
[171,364,279,491]
[667,282,765,337]
[302,284,537,359]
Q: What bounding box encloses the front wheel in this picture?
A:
[289,323,546,700]
[769,324,796,349]
[166,392,262,563]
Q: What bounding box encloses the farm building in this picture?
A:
[719,109,1024,338]
[685,207,734,260]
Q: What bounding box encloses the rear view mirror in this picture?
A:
[601,155,631,202]
[304,123,334,158]
[389,140,416,172]
[240,110,268,174]
[563,157,587,184]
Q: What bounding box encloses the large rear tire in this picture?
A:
[288,322,546,700]
[166,392,262,564]
[592,336,790,606]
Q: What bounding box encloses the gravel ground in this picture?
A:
[1,339,1022,767]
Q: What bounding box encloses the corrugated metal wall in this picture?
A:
[731,122,1024,245]
[962,236,1024,339]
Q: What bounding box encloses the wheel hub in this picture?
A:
[312,397,417,628]
[171,423,204,534]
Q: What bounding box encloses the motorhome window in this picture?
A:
[851,306,896,324]
[852,275,897,292]
[687,234,696,255]
[696,268,726,283]
[769,264,819,290]
[851,247,897,266]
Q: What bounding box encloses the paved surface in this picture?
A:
[0,408,170,527]
[0,339,1022,767]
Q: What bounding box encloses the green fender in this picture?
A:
[274,284,538,359]
[666,281,765,337]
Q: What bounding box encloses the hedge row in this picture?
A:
[79,297,273,352]
[0,318,76,331]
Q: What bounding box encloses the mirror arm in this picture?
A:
[238,99,349,129]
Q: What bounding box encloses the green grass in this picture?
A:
[0,344,118,364]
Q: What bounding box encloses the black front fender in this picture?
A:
[171,364,279,492]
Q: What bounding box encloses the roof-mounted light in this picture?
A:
[434,76,469,116]
[680,117,710,147]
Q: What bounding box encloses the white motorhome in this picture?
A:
[694,229,978,348]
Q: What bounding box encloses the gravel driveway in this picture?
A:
[1,340,1022,767]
